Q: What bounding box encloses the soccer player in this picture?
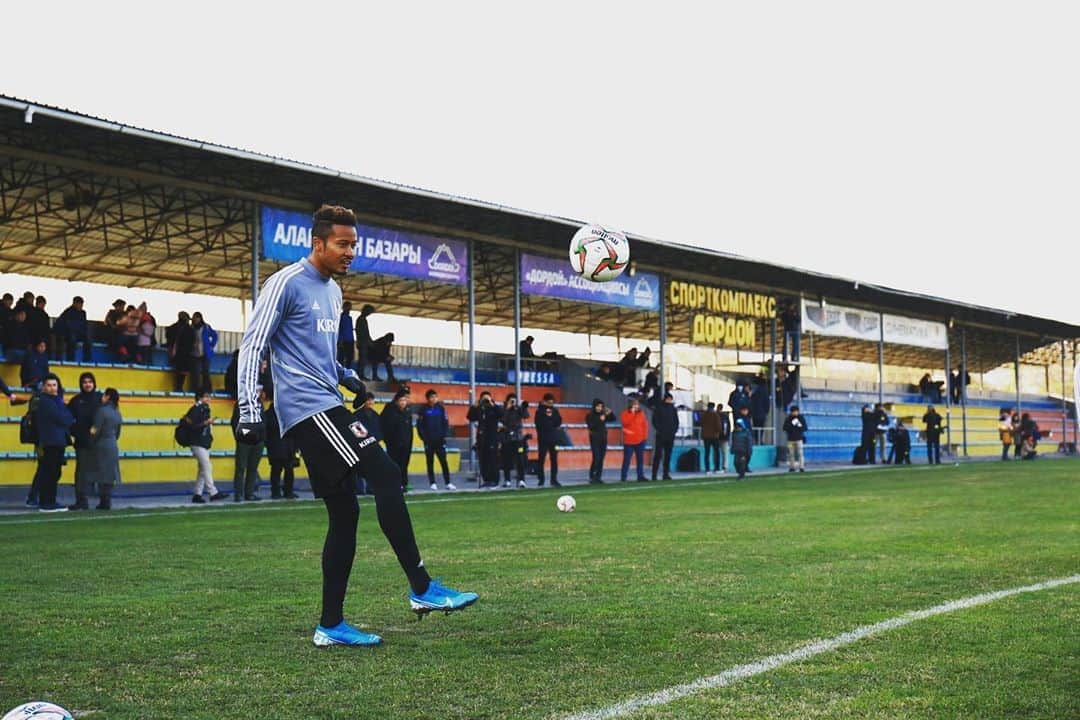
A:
[236,205,477,648]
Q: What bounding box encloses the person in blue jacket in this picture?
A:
[416,388,455,491]
[33,373,75,512]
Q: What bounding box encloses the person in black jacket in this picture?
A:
[66,372,102,510]
[416,389,456,491]
[25,295,51,347]
[166,312,195,393]
[230,390,266,501]
[499,393,529,488]
[891,420,912,464]
[873,403,889,464]
[533,393,563,488]
[354,304,376,380]
[860,405,878,465]
[32,374,75,512]
[380,389,414,491]
[265,394,299,499]
[922,405,944,465]
[20,340,49,388]
[467,391,503,488]
[585,398,616,484]
[651,392,679,480]
[782,405,808,472]
[351,392,382,495]
[53,296,91,362]
[183,391,228,503]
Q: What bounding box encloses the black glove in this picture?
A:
[342,376,367,397]
[235,421,265,445]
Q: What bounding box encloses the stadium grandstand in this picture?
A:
[0,94,1077,503]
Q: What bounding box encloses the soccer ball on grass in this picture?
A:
[2,702,74,720]
[556,495,576,512]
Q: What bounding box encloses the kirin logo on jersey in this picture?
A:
[316,318,338,333]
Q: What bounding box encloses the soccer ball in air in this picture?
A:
[569,224,630,282]
[556,495,576,512]
[2,702,74,720]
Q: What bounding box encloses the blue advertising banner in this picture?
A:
[261,205,468,284]
[519,252,661,312]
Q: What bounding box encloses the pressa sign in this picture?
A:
[261,205,468,284]
[519,252,661,312]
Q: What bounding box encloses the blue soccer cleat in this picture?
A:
[409,578,479,617]
[312,621,382,647]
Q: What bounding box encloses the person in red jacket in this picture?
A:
[620,396,649,482]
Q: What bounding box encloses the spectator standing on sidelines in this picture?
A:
[265,391,299,499]
[620,396,648,483]
[416,388,456,491]
[53,296,91,362]
[782,405,807,473]
[231,390,266,501]
[728,383,751,415]
[337,301,355,370]
[873,402,889,463]
[651,392,678,481]
[922,405,944,465]
[467,391,502,488]
[354,304,375,379]
[585,398,615,484]
[189,312,218,393]
[182,390,227,503]
[32,373,75,512]
[731,405,754,479]
[89,388,122,509]
[381,388,415,492]
[998,410,1013,461]
[67,372,102,510]
[699,401,728,474]
[534,392,563,488]
[21,340,49,388]
[891,419,912,464]
[166,312,195,392]
[499,393,529,488]
[860,405,878,465]
[1010,411,1022,459]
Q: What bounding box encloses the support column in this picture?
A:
[251,205,261,303]
[658,275,667,389]
[944,341,952,457]
[960,327,968,458]
[467,240,477,482]
[770,318,778,454]
[513,249,522,401]
[877,312,885,405]
[1015,335,1022,417]
[1061,339,1067,454]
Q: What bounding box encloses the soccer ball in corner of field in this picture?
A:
[568,224,630,283]
[2,702,74,720]
[556,494,576,512]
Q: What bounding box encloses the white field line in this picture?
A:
[0,462,1006,527]
[557,574,1080,720]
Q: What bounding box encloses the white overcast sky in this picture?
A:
[2,1,1078,326]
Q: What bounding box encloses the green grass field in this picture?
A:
[1,461,1077,719]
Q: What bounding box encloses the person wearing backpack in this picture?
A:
[182,391,227,503]
[32,374,75,512]
[66,372,103,510]
[730,405,755,480]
